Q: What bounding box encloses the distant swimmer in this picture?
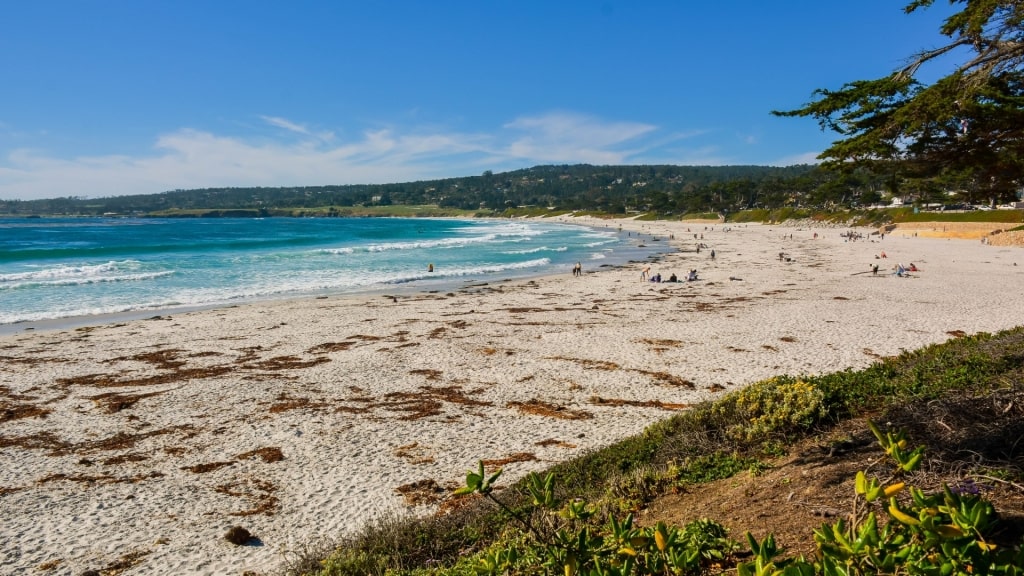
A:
[427,263,434,272]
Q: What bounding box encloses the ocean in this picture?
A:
[0,216,660,330]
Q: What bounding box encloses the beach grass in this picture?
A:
[679,212,721,221]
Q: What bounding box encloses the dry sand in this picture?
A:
[2,217,1022,575]
[884,220,1024,246]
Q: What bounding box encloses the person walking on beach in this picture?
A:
[710,249,716,261]
[641,265,650,281]
[572,262,582,277]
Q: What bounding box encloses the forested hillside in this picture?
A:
[0,164,858,216]
[3,162,1016,218]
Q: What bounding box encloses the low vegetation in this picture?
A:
[287,328,1024,575]
[146,205,482,219]
[4,162,1020,220]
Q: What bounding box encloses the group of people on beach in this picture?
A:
[642,268,699,283]
[868,259,918,277]
[894,262,919,277]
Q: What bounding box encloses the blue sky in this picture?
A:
[1,1,962,201]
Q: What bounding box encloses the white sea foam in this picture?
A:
[0,260,174,291]
[364,234,522,252]
[0,298,178,325]
[452,222,538,236]
[317,247,355,255]
[0,271,175,291]
[0,260,142,283]
[503,246,568,255]
[443,257,551,276]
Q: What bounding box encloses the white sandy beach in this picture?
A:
[2,217,1023,576]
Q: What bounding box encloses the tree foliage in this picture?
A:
[3,164,850,217]
[774,0,1024,204]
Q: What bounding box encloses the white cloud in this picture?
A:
[261,115,310,135]
[260,115,335,142]
[652,147,731,167]
[770,151,820,166]
[502,112,656,164]
[0,112,678,200]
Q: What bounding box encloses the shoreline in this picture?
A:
[2,217,1022,575]
[0,216,668,336]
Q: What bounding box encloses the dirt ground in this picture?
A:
[636,415,1024,560]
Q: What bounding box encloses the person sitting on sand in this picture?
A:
[908,263,919,272]
[687,269,698,281]
[668,273,678,282]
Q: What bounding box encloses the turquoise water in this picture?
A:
[0,217,658,327]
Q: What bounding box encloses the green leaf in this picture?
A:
[866,485,884,503]
[867,419,887,446]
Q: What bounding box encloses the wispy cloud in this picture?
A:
[502,112,657,164]
[260,115,335,142]
[771,151,820,166]
[261,115,310,135]
[0,112,683,200]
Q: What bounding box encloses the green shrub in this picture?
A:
[673,453,767,484]
[713,376,827,442]
[453,464,742,575]
[738,422,1024,576]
